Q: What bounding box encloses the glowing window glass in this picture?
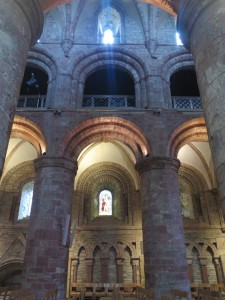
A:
[99,190,112,216]
[176,32,183,46]
[18,181,34,220]
[103,29,114,45]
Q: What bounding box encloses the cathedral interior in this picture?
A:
[0,0,225,299]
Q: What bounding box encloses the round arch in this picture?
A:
[27,47,57,83]
[12,116,47,156]
[0,261,23,285]
[162,49,194,83]
[41,0,177,16]
[168,117,208,157]
[72,48,148,108]
[60,117,150,161]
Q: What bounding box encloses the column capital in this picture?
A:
[135,156,180,175]
[34,156,78,175]
[101,258,109,266]
[177,0,215,48]
[116,258,124,265]
[14,0,43,46]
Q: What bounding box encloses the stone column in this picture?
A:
[0,0,43,175]
[214,258,223,284]
[177,0,225,213]
[86,258,94,283]
[199,257,209,284]
[101,258,109,283]
[23,156,77,300]
[71,258,79,283]
[117,258,124,283]
[135,156,190,297]
[187,258,194,283]
[131,259,139,283]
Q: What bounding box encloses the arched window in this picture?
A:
[97,7,121,44]
[18,181,34,220]
[99,190,112,216]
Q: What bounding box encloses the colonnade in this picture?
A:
[0,0,225,299]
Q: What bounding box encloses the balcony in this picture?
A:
[18,95,46,108]
[17,95,202,110]
[82,95,136,108]
[172,96,202,110]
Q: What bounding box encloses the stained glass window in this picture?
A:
[99,190,112,216]
[18,181,34,220]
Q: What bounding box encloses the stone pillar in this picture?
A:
[86,258,94,283]
[0,0,43,175]
[117,258,124,283]
[199,258,209,284]
[131,259,139,283]
[135,156,190,297]
[23,156,77,300]
[101,258,109,283]
[71,258,79,283]
[214,258,223,283]
[187,258,194,283]
[178,0,225,214]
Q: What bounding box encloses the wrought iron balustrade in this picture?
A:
[82,95,136,108]
[172,96,202,110]
[18,95,46,108]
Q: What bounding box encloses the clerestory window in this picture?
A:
[98,7,121,44]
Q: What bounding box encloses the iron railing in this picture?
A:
[172,96,202,110]
[82,95,136,108]
[18,95,46,108]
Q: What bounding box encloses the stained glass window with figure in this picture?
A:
[99,190,112,216]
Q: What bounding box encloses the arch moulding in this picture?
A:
[60,117,150,161]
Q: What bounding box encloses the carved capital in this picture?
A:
[34,156,78,175]
[135,156,180,175]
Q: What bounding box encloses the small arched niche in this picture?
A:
[83,66,135,108]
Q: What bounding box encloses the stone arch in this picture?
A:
[168,117,208,157]
[179,164,209,192]
[27,47,57,83]
[41,0,177,16]
[72,48,148,108]
[77,162,136,193]
[0,261,23,285]
[12,116,46,156]
[73,48,147,83]
[77,162,137,222]
[161,49,194,83]
[61,117,150,161]
[1,161,35,192]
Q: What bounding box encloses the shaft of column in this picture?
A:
[177,0,225,213]
[23,156,77,300]
[136,156,190,298]
[0,0,43,175]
